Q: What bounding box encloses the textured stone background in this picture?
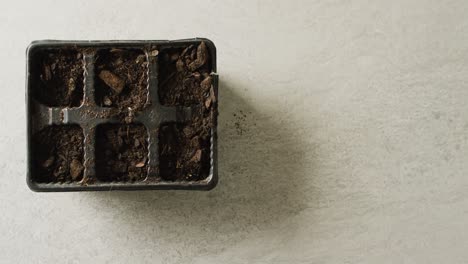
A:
[1,0,468,263]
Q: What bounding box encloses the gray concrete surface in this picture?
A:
[1,0,468,263]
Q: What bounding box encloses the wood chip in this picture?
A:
[190,48,197,60]
[205,97,212,109]
[43,64,51,81]
[176,59,185,72]
[42,156,54,168]
[124,115,134,124]
[201,76,212,91]
[210,86,216,103]
[190,149,202,163]
[191,136,200,148]
[204,85,216,109]
[192,72,201,80]
[99,70,125,94]
[183,126,194,137]
[103,96,112,106]
[70,159,83,180]
[170,53,179,61]
[188,42,208,71]
[114,58,123,66]
[180,45,192,57]
[68,78,75,92]
[136,55,146,64]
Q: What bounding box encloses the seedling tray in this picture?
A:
[26,39,218,191]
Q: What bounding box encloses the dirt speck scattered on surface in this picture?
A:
[34,49,84,107]
[95,49,148,112]
[95,124,148,182]
[32,125,84,182]
[233,110,252,136]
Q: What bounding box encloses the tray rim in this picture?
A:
[26,38,218,192]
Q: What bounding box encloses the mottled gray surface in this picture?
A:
[2,0,468,263]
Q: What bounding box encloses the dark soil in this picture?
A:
[95,124,148,182]
[159,111,213,181]
[95,49,148,112]
[32,125,84,182]
[158,42,214,181]
[158,42,213,106]
[34,49,84,107]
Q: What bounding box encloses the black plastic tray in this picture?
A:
[26,39,218,191]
